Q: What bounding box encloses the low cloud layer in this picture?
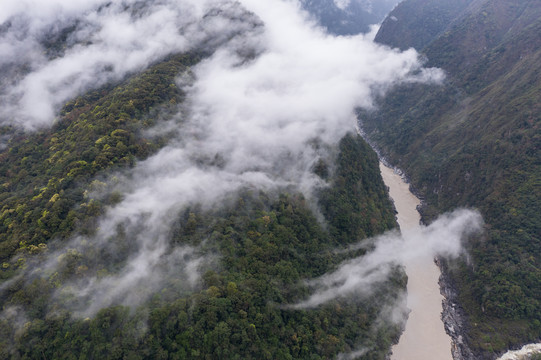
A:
[293,209,484,308]
[1,0,445,315]
[0,0,261,129]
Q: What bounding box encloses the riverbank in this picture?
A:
[438,259,477,360]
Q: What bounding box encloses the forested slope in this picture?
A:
[374,0,473,51]
[0,53,198,265]
[0,50,403,358]
[361,0,541,357]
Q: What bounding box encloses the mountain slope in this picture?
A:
[0,1,414,355]
[361,0,541,357]
[374,0,473,50]
[0,51,403,358]
[301,0,400,35]
[0,53,197,264]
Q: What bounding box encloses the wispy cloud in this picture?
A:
[292,209,483,308]
[0,0,260,129]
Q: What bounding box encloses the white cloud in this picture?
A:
[0,0,256,129]
[333,0,352,10]
[292,209,483,308]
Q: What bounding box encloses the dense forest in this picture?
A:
[362,0,540,357]
[0,46,405,358]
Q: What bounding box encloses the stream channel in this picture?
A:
[379,162,453,360]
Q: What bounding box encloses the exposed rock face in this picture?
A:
[438,260,477,360]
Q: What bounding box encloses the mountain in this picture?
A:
[0,49,403,360]
[361,0,541,357]
[0,1,424,358]
[374,0,473,50]
[301,0,400,35]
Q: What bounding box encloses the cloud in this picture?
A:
[292,209,483,308]
[1,0,446,316]
[0,0,261,130]
[0,306,28,341]
[337,348,370,359]
[333,0,352,11]
[53,244,208,317]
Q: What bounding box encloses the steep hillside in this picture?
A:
[0,51,404,358]
[362,0,541,357]
[0,0,417,354]
[0,53,197,263]
[301,0,399,35]
[375,0,473,51]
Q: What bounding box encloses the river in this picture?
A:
[379,163,453,360]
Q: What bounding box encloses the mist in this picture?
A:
[0,0,261,129]
[292,209,484,308]
[1,0,445,316]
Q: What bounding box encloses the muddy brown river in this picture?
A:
[379,163,453,360]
